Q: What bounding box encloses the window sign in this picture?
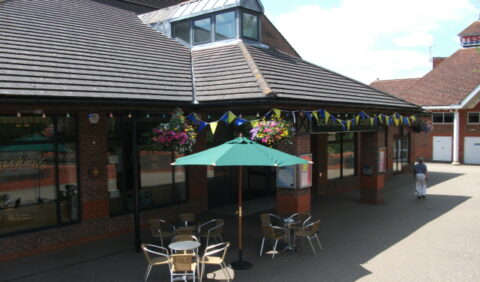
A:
[276,165,295,189]
[378,147,386,173]
[297,154,312,188]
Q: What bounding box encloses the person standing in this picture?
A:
[413,157,428,199]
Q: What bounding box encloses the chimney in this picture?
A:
[432,57,446,69]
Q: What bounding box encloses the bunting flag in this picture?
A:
[273,108,282,119]
[234,118,247,126]
[220,112,229,124]
[410,115,416,122]
[250,119,259,128]
[330,115,337,123]
[370,117,375,127]
[197,121,208,132]
[312,111,319,123]
[346,120,352,131]
[394,116,400,126]
[319,109,325,119]
[378,114,384,124]
[324,111,331,123]
[403,117,410,125]
[359,111,369,120]
[305,111,312,121]
[210,122,218,134]
[227,111,237,123]
[186,113,197,123]
[355,115,360,125]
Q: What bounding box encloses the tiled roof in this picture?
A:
[248,45,419,109]
[459,21,480,36]
[193,42,267,102]
[386,48,480,106]
[121,0,188,10]
[370,78,420,98]
[0,0,193,102]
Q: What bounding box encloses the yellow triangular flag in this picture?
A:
[228,111,236,123]
[312,111,319,123]
[355,115,360,125]
[346,120,351,131]
[325,111,330,123]
[273,108,281,119]
[370,117,374,126]
[394,116,400,126]
[378,115,383,124]
[250,119,259,128]
[410,115,416,122]
[210,122,218,134]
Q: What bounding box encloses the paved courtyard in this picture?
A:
[1,163,479,282]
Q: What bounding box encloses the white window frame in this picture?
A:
[432,112,454,124]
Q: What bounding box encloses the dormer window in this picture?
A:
[140,0,264,47]
[242,11,259,41]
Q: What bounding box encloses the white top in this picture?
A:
[169,241,201,251]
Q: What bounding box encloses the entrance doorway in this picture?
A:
[393,135,409,173]
[433,136,452,162]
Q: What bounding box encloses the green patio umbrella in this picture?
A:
[172,136,311,269]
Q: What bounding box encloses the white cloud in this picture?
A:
[268,0,476,83]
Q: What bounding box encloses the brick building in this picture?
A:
[0,0,423,261]
[371,20,480,165]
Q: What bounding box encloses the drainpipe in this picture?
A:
[452,110,460,165]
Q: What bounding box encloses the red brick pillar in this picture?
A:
[359,130,385,204]
[78,112,109,220]
[276,135,311,215]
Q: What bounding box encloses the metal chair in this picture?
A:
[260,213,282,226]
[200,242,231,282]
[169,253,199,282]
[149,219,175,247]
[259,224,287,259]
[198,218,224,248]
[294,219,323,255]
[141,244,170,281]
[288,212,312,230]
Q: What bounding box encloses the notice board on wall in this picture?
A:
[378,147,386,173]
[276,154,312,189]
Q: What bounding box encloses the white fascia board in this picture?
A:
[459,83,480,108]
[423,83,480,111]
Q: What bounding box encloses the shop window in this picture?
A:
[467,112,480,124]
[107,116,187,216]
[0,116,78,236]
[327,133,356,180]
[194,17,212,44]
[242,11,259,40]
[432,112,454,124]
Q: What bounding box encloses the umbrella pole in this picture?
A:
[231,166,253,270]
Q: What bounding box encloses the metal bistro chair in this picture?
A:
[260,213,283,226]
[200,242,231,282]
[198,218,224,248]
[141,244,171,281]
[169,253,199,282]
[259,224,287,259]
[149,219,175,247]
[288,212,312,230]
[294,219,323,255]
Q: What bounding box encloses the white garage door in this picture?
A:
[464,137,480,164]
[433,136,452,162]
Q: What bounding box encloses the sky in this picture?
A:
[261,0,479,84]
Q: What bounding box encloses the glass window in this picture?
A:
[108,117,187,215]
[468,112,480,124]
[0,116,78,236]
[172,21,191,44]
[327,133,356,180]
[432,113,444,123]
[242,12,258,40]
[194,17,212,44]
[443,113,454,123]
[215,11,236,41]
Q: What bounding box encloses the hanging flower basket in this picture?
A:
[249,117,294,147]
[152,108,197,154]
[409,118,433,135]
